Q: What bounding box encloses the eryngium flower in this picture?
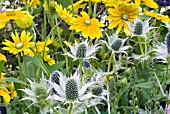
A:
[83,60,91,68]
[101,33,131,54]
[126,18,154,37]
[50,71,61,94]
[64,39,98,61]
[48,71,96,104]
[165,32,170,54]
[157,0,170,6]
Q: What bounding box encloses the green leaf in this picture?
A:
[0,60,5,75]
[3,77,28,86]
[48,61,65,73]
[26,56,44,69]
[134,81,154,89]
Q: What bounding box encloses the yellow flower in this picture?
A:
[28,39,52,56]
[15,11,34,29]
[2,31,34,55]
[135,0,158,8]
[68,0,87,12]
[22,0,41,8]
[0,53,7,62]
[106,2,139,34]
[0,73,6,81]
[0,9,29,29]
[56,4,74,25]
[7,83,17,99]
[84,0,102,3]
[69,11,104,39]
[43,0,57,11]
[143,10,170,23]
[43,53,55,66]
[104,75,113,82]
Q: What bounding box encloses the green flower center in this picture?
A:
[121,14,128,21]
[65,79,78,100]
[84,19,91,25]
[92,85,103,96]
[76,44,87,58]
[15,42,23,49]
[134,22,143,35]
[111,39,122,51]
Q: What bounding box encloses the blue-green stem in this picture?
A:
[93,3,97,18]
[138,37,144,55]
[94,106,101,114]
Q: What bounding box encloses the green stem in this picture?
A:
[70,0,75,16]
[94,106,101,114]
[10,20,15,35]
[18,53,23,81]
[79,59,83,85]
[138,37,144,55]
[88,0,92,16]
[23,55,28,78]
[69,103,74,114]
[43,10,47,40]
[93,3,97,18]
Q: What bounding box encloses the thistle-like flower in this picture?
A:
[19,74,52,114]
[126,18,154,37]
[64,39,98,61]
[48,71,96,105]
[101,33,131,54]
[154,32,170,63]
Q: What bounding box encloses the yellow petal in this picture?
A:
[0,90,10,104]
[135,0,141,6]
[142,0,158,8]
[0,53,7,62]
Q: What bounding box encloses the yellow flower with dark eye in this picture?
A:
[0,8,29,29]
[22,0,41,8]
[69,11,104,39]
[106,2,139,34]
[67,0,86,12]
[135,0,158,8]
[2,31,34,55]
[102,0,131,6]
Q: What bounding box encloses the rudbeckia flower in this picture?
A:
[102,0,131,6]
[43,52,55,66]
[143,10,170,23]
[106,2,140,34]
[2,30,34,55]
[126,18,154,37]
[135,0,158,8]
[48,71,96,105]
[0,8,30,29]
[69,11,104,39]
[101,33,131,54]
[64,39,98,61]
[56,4,74,25]
[22,0,41,8]
[67,0,86,12]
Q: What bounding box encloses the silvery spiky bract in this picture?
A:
[101,33,131,54]
[19,73,52,114]
[165,32,170,53]
[64,39,98,61]
[126,18,154,37]
[47,71,96,104]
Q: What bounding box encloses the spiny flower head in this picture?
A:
[64,39,98,61]
[165,32,170,54]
